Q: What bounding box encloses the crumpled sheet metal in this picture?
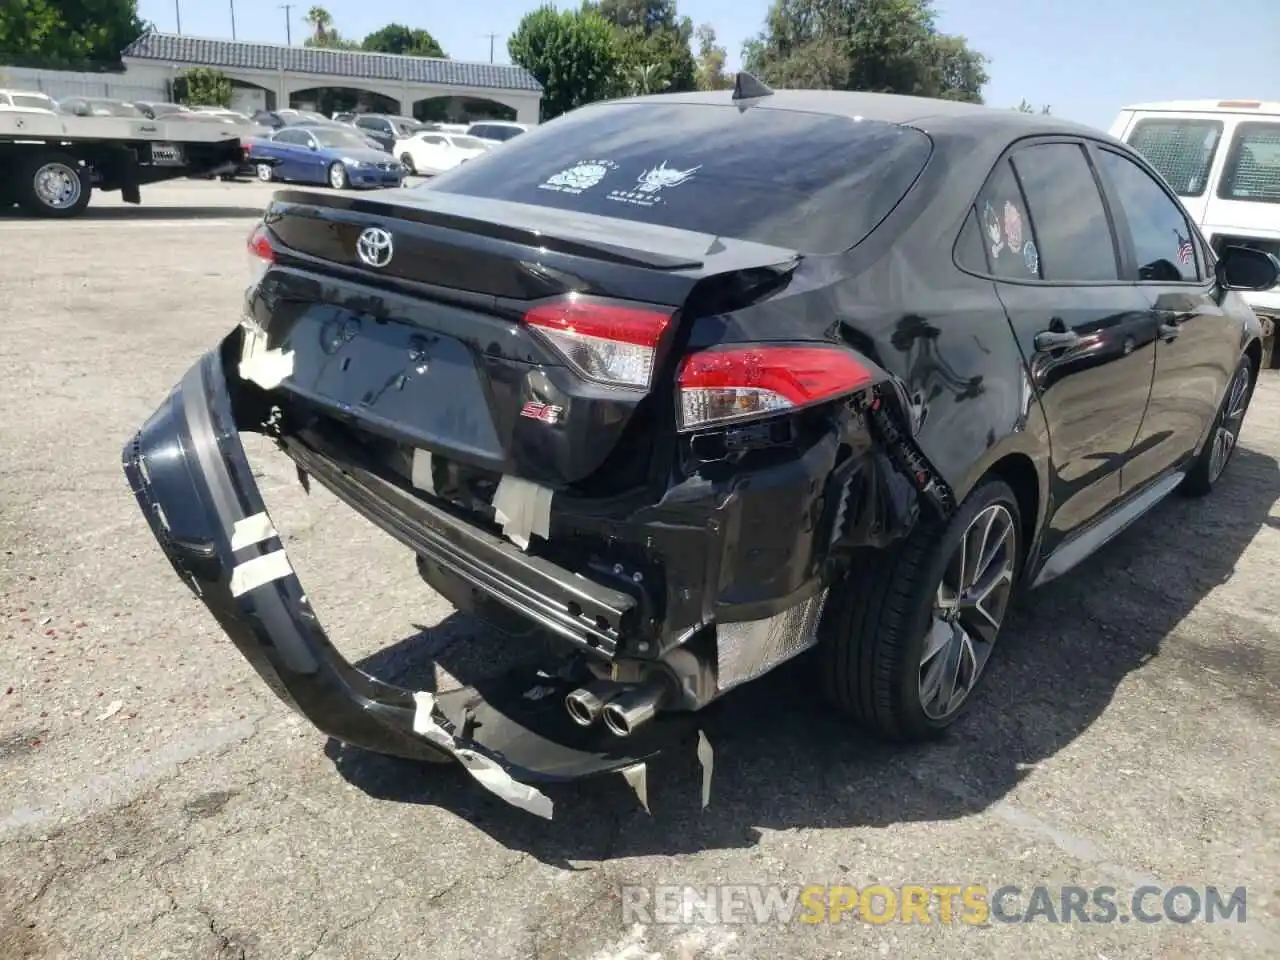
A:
[715,589,829,694]
[412,691,554,819]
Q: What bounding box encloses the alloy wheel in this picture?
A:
[33,162,82,210]
[1208,365,1251,483]
[919,503,1017,720]
[329,164,347,189]
[256,163,273,182]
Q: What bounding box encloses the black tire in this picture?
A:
[819,477,1023,741]
[328,162,350,190]
[1179,354,1255,497]
[16,152,92,218]
[399,153,416,175]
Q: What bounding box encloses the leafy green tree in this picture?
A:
[1014,99,1052,114]
[744,0,988,103]
[694,23,729,91]
[362,24,446,58]
[584,0,696,94]
[0,0,147,68]
[508,5,624,120]
[173,67,232,107]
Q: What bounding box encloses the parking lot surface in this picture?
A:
[1,181,1278,959]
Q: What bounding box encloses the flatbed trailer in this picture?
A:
[0,110,247,218]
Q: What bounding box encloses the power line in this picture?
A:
[279,4,295,45]
[482,33,500,63]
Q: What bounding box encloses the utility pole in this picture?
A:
[482,33,499,63]
[279,4,295,45]
[230,0,237,40]
[174,0,182,34]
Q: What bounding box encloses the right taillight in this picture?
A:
[676,344,874,431]
[246,221,274,286]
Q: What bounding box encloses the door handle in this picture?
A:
[1158,322,1180,341]
[1034,329,1081,352]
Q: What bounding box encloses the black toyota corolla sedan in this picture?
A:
[122,76,1278,817]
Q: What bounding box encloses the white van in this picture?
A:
[1110,100,1280,347]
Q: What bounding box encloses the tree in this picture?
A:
[0,0,147,68]
[362,24,446,58]
[743,0,989,103]
[584,0,697,94]
[508,6,624,120]
[694,23,729,91]
[300,6,358,48]
[1014,99,1052,115]
[173,67,233,108]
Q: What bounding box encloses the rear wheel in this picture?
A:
[16,152,92,218]
[819,478,1021,740]
[1180,355,1254,496]
[255,162,274,183]
[399,153,416,175]
[328,162,350,190]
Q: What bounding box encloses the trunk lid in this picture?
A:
[247,189,801,490]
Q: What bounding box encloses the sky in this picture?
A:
[137,0,1280,131]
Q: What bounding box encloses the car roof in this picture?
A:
[617,88,1115,144]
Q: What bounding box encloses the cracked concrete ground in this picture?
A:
[0,181,1278,959]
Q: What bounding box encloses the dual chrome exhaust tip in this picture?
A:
[565,677,668,737]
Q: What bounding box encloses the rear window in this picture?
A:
[1219,122,1280,204]
[12,94,53,110]
[1125,118,1223,197]
[420,102,932,255]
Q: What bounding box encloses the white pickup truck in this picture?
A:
[0,91,247,218]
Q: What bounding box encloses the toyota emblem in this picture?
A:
[356,226,394,268]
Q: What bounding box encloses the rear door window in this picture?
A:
[1095,148,1202,281]
[1124,118,1223,197]
[1218,122,1280,204]
[969,159,1041,280]
[419,101,933,255]
[1010,142,1120,282]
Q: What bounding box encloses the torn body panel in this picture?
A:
[121,324,932,811]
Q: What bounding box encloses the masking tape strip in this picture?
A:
[239,348,295,389]
[411,448,436,495]
[491,475,553,552]
[620,762,650,815]
[229,511,278,552]
[697,730,713,809]
[229,550,293,597]
[412,691,554,819]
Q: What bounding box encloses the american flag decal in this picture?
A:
[1176,232,1194,267]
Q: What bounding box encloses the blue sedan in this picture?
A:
[246,126,405,190]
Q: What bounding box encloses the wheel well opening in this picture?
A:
[1245,339,1262,382]
[987,454,1039,572]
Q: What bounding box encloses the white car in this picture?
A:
[0,89,58,113]
[394,131,490,176]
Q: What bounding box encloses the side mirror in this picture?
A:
[1216,245,1280,292]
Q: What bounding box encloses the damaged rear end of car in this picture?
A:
[122,97,945,815]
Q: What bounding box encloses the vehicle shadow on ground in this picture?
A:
[325,447,1280,868]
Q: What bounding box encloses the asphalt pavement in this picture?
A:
[0,180,1277,959]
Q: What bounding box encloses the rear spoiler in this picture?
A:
[268,187,802,275]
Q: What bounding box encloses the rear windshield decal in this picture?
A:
[539,159,617,195]
[607,161,701,208]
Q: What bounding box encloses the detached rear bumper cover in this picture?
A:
[121,337,692,818]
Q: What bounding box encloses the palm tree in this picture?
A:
[304,6,333,45]
[628,63,669,96]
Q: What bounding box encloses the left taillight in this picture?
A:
[524,294,674,390]
[676,344,874,431]
[247,221,274,286]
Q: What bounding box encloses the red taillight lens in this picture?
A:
[247,222,274,285]
[676,344,874,431]
[524,294,673,389]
